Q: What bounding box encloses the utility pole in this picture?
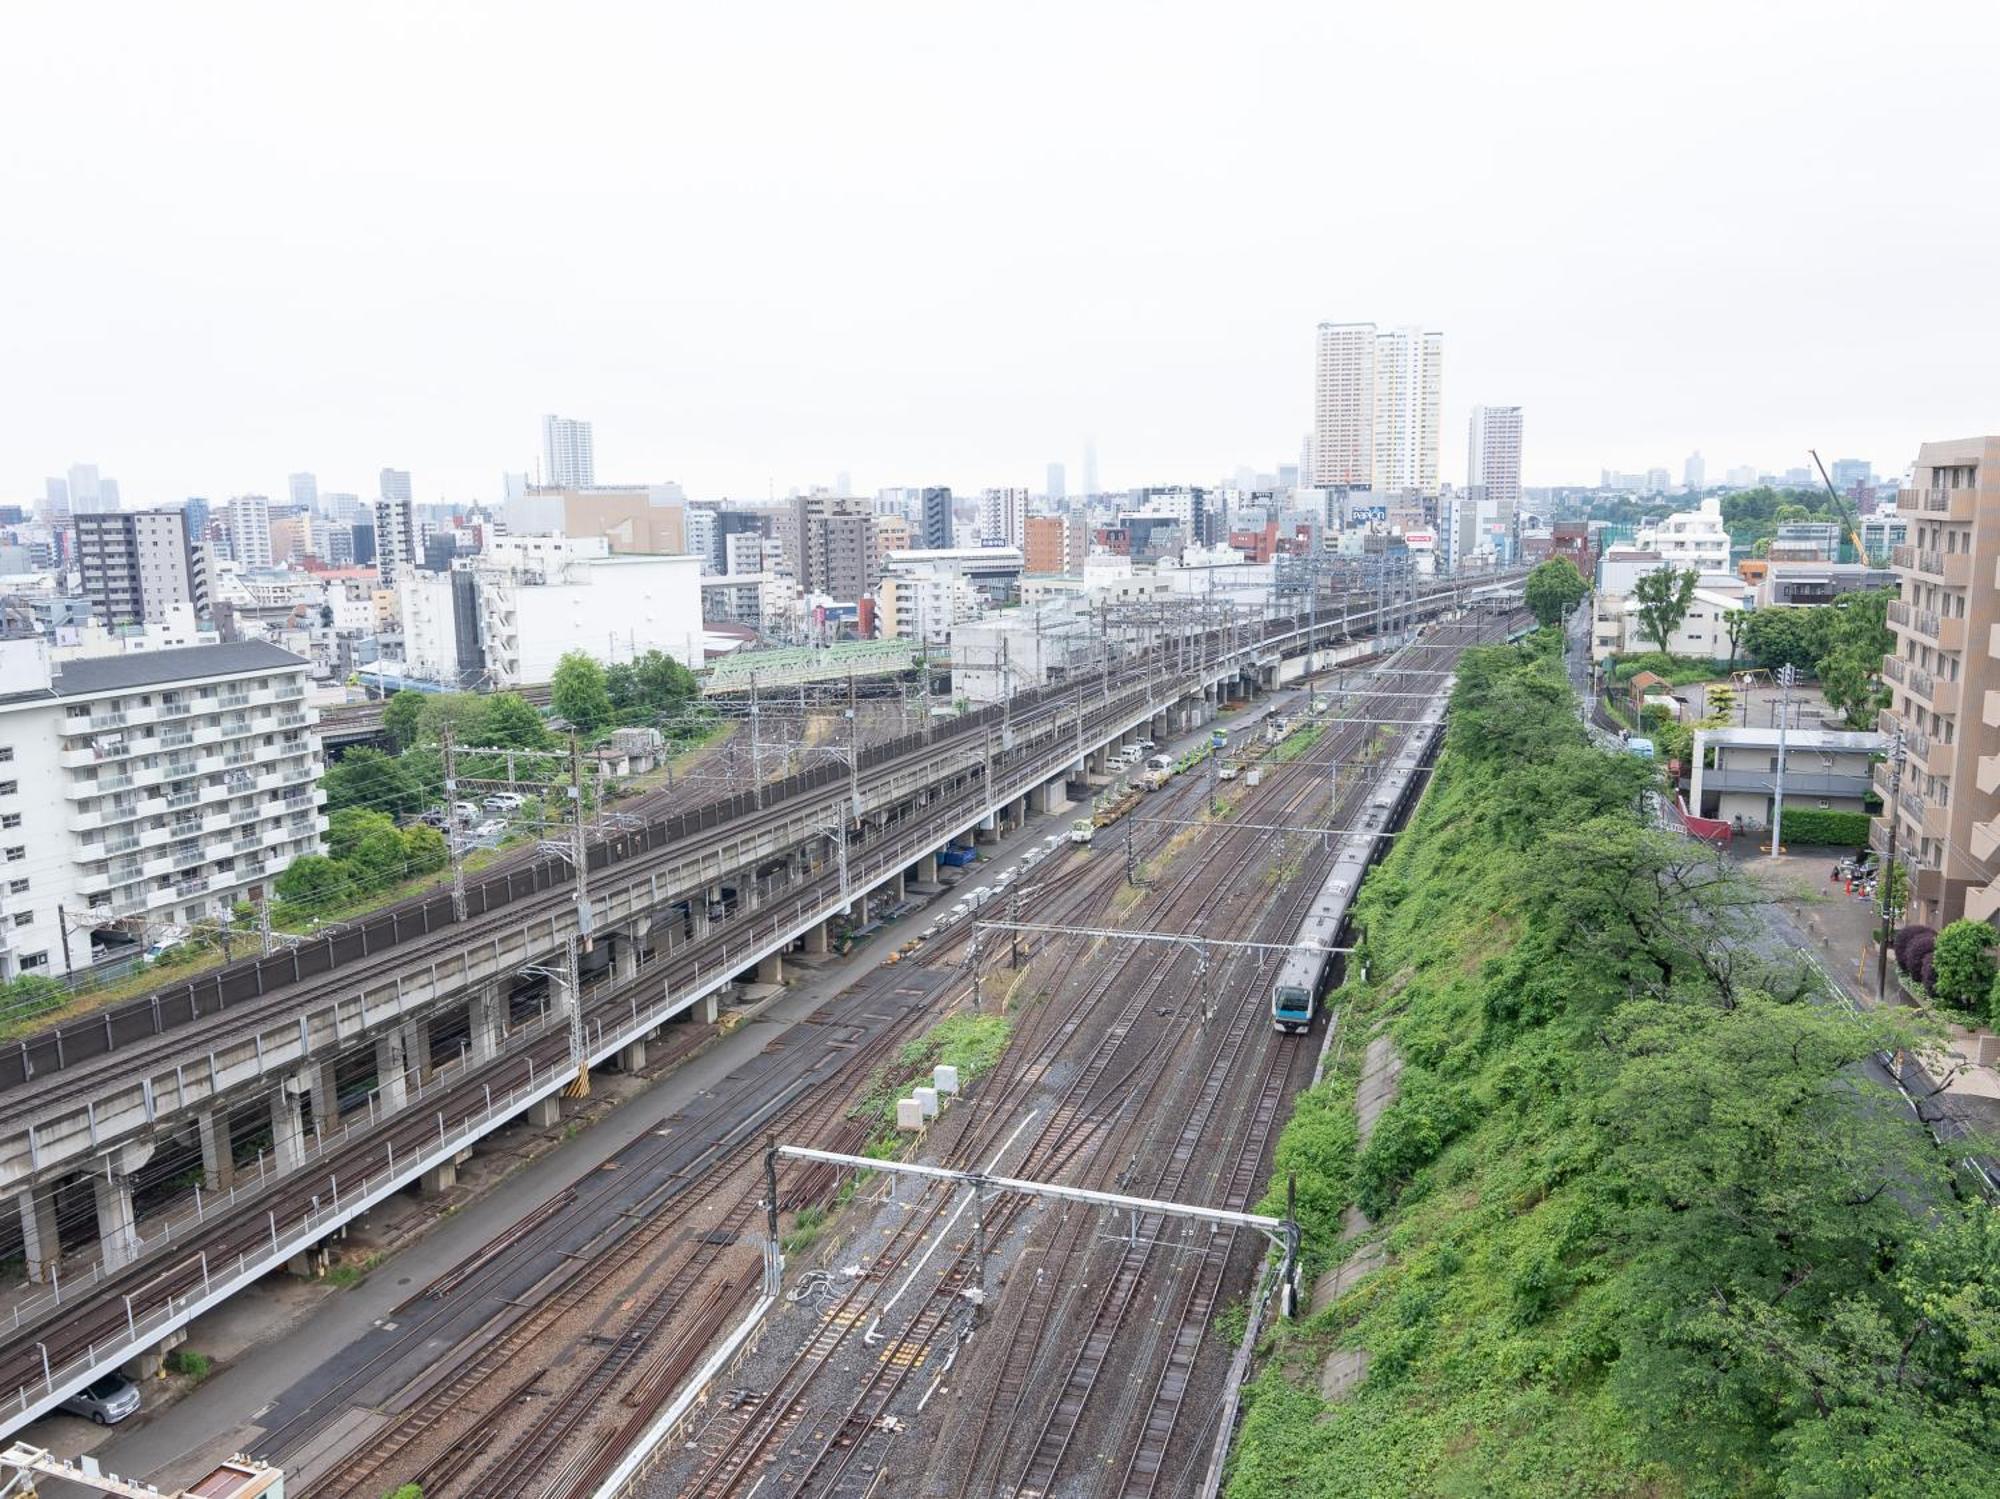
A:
[1769,663,1795,859]
[749,671,762,804]
[565,732,591,1096]
[257,900,274,956]
[1875,727,1907,1004]
[441,726,466,921]
[1124,821,1138,887]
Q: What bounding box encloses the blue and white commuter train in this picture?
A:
[1271,687,1451,1032]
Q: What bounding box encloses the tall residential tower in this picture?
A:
[1311,322,1443,495]
[541,414,596,489]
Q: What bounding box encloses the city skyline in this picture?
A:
[4,4,1989,504]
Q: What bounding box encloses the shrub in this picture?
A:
[1774,808,1871,846]
[1931,919,1996,1010]
[165,1348,212,1381]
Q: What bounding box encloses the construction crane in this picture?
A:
[1808,449,1876,564]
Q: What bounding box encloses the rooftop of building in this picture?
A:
[49,640,309,698]
[1693,726,1887,753]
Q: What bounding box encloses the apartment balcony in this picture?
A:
[1903,485,1980,522]
[274,682,306,703]
[275,709,310,730]
[1903,547,1973,587]
[1890,600,1966,651]
[158,727,195,750]
[156,697,194,721]
[1980,752,2000,798]
[217,690,251,710]
[1881,655,1907,686]
[83,710,127,733]
[1966,880,2000,924]
[1922,732,1959,779]
[1986,689,2000,730]
[1900,663,1937,709]
[1973,816,2000,865]
[172,875,209,899]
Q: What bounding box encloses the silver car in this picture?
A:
[60,1372,141,1424]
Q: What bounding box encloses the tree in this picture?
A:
[478,693,552,749]
[381,690,426,751]
[1742,606,1833,673]
[328,807,397,862]
[323,747,426,818]
[1930,919,1995,1010]
[632,649,696,710]
[415,693,487,747]
[347,827,411,892]
[399,824,448,878]
[551,650,613,731]
[1631,565,1699,656]
[274,854,344,912]
[1524,557,1588,629]
[1815,588,1895,729]
[1721,608,1749,674]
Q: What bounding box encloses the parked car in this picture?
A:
[60,1373,141,1425]
[472,818,509,841]
[452,801,479,824]
[144,926,190,962]
[482,792,526,812]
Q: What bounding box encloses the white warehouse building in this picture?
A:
[400,537,704,688]
[0,636,327,979]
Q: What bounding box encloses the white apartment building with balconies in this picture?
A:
[0,637,327,979]
[1635,495,1734,573]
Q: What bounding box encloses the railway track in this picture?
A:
[648,630,1479,1499]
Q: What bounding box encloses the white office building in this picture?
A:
[399,536,703,688]
[0,637,327,978]
[226,495,273,568]
[1311,322,1443,495]
[540,414,596,489]
[288,472,318,510]
[378,468,413,504]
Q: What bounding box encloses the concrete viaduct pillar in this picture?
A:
[17,1186,59,1283]
[93,1171,139,1273]
[470,985,506,1063]
[914,852,938,884]
[271,1086,307,1176]
[803,921,830,956]
[754,951,784,986]
[617,1036,648,1072]
[375,1025,414,1113]
[304,1057,340,1130]
[197,1107,234,1190]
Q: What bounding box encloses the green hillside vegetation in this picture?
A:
[1232,639,1998,1498]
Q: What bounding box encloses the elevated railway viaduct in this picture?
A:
[0,576,1519,1430]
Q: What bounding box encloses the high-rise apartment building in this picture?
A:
[541,414,596,489]
[1831,458,1873,490]
[373,497,416,585]
[1046,462,1067,501]
[378,468,413,504]
[1684,451,1706,490]
[980,487,1029,549]
[0,637,326,978]
[1311,323,1378,488]
[1373,327,1444,495]
[74,510,203,625]
[288,472,318,510]
[227,495,274,568]
[1467,406,1524,548]
[920,487,954,551]
[1879,437,2000,926]
[789,493,874,600]
[1312,323,1443,494]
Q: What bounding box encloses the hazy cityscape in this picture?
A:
[0,5,1994,1499]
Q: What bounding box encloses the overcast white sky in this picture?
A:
[4,1,1996,506]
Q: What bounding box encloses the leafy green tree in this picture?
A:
[551,650,613,730]
[1742,605,1833,673]
[1631,565,1699,656]
[478,692,551,749]
[381,690,426,750]
[323,747,426,818]
[398,824,448,878]
[1524,557,1588,628]
[347,828,411,892]
[1930,919,1995,1010]
[415,693,487,747]
[1814,588,1895,728]
[1721,607,1749,673]
[328,807,397,861]
[632,649,695,708]
[274,855,344,912]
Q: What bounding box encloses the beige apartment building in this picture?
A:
[1876,437,2000,926]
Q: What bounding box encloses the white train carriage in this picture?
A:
[1271,687,1451,1032]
